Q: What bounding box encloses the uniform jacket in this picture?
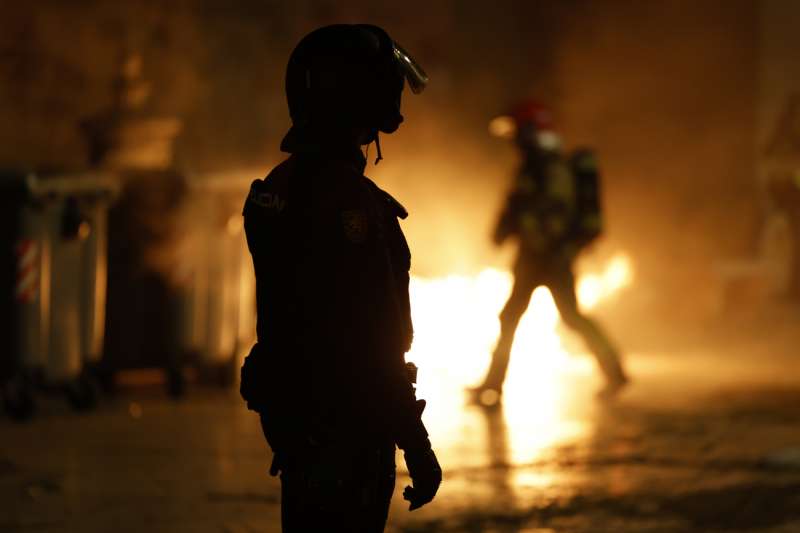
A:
[241,147,426,452]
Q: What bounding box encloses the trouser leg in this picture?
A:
[548,268,627,385]
[481,263,538,391]
[280,443,396,533]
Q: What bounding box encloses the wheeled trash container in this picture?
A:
[0,172,118,420]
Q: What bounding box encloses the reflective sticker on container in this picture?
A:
[15,240,39,303]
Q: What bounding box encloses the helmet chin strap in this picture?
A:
[364,127,384,165]
[373,131,383,165]
[365,107,400,165]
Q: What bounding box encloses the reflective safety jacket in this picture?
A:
[494,147,603,257]
[241,147,426,452]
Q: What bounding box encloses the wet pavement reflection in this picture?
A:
[394,348,800,533]
[3,347,800,532]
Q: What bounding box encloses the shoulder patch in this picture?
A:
[247,183,286,213]
[341,210,369,243]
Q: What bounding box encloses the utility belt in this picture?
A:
[245,340,423,436]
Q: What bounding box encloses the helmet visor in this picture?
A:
[392,41,429,94]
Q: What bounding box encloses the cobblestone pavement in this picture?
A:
[3,349,800,533]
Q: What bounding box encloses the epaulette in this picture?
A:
[380,189,408,220]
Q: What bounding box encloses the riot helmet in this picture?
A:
[281,24,428,159]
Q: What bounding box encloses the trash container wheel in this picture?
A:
[65,372,98,411]
[2,376,36,422]
[199,356,238,389]
[166,366,185,399]
[217,355,239,389]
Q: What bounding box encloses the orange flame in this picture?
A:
[407,252,633,463]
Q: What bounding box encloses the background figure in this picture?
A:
[472,100,628,404]
[239,25,440,532]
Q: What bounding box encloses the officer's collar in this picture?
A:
[281,125,367,174]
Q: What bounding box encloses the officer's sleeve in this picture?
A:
[376,190,430,451]
[240,178,300,451]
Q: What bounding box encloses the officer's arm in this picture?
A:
[241,178,301,454]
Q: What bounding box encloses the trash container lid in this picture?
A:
[23,172,121,199]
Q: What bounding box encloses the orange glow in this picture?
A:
[576,253,633,311]
[488,115,517,139]
[407,252,633,463]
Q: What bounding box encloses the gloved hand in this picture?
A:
[402,444,442,511]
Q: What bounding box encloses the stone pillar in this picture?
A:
[81,53,182,171]
[81,53,188,386]
[758,2,800,298]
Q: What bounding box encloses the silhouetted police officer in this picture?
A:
[471,100,629,405]
[240,25,441,532]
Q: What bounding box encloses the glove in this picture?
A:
[402,444,442,511]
